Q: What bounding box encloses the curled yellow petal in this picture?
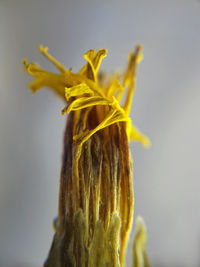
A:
[73,108,130,146]
[65,83,94,101]
[62,96,112,114]
[80,48,107,82]
[23,58,78,99]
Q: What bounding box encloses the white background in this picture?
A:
[1,0,200,266]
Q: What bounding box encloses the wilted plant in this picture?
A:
[23,45,150,267]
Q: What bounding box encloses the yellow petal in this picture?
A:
[106,79,124,99]
[123,45,143,115]
[73,108,130,146]
[80,49,107,82]
[62,96,112,114]
[127,123,150,148]
[39,45,67,74]
[23,58,80,99]
[65,83,94,101]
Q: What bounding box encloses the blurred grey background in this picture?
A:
[1,0,200,266]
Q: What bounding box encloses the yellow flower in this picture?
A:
[23,45,149,148]
[23,45,150,267]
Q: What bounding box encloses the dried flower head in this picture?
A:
[23,45,150,267]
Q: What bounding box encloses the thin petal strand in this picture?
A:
[62,96,112,114]
[39,45,67,74]
[123,45,143,115]
[127,123,150,148]
[65,83,94,101]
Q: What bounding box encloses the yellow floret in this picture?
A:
[23,45,150,147]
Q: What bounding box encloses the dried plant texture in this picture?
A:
[23,45,150,267]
